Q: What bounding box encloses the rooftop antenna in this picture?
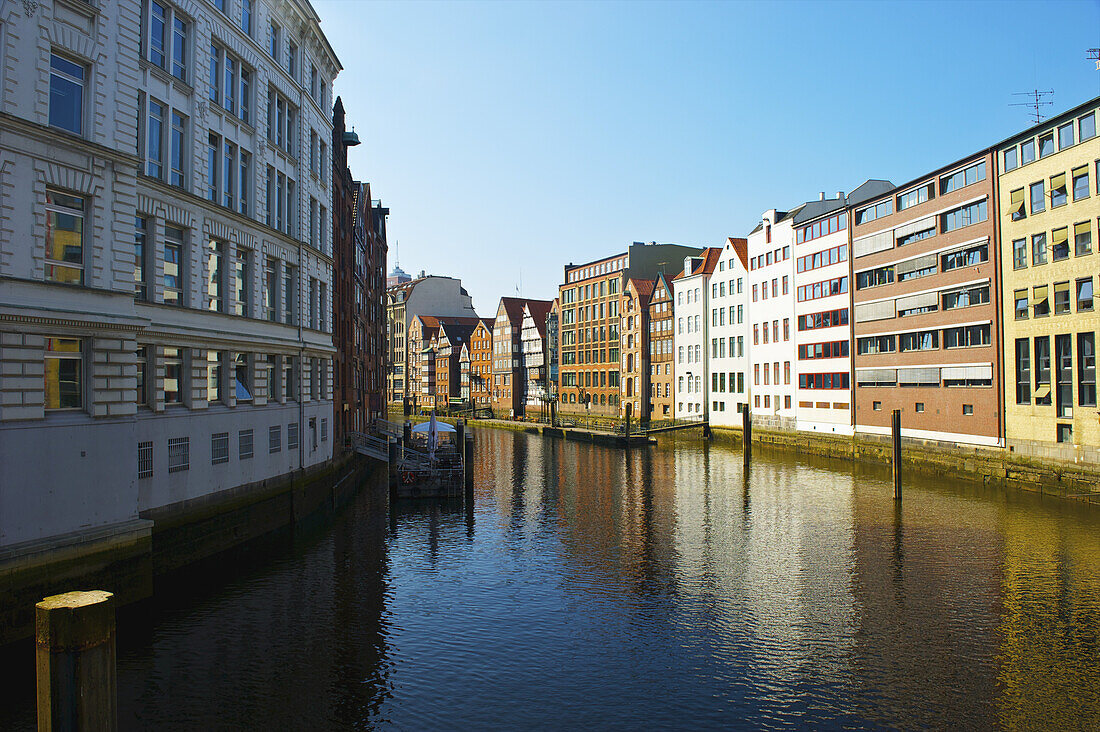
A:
[1011,90,1054,124]
[1090,49,1100,93]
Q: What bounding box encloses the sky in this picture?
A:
[315,0,1100,315]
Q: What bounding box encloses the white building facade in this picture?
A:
[707,238,751,426]
[673,249,720,418]
[791,196,853,435]
[0,0,340,550]
[747,209,798,428]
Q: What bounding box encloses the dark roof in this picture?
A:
[747,210,790,235]
[726,237,749,270]
[524,300,554,335]
[439,321,478,345]
[792,196,847,225]
[846,179,895,207]
[672,247,723,281]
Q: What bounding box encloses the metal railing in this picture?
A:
[348,432,390,461]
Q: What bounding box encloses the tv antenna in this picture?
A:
[1011,90,1054,124]
[1089,48,1100,69]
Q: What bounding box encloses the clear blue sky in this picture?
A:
[315,0,1100,315]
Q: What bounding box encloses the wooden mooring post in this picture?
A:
[742,406,751,469]
[388,437,400,497]
[36,590,118,731]
[403,421,412,447]
[892,409,902,501]
[464,432,474,496]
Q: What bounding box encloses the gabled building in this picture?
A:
[648,273,677,421]
[673,248,723,418]
[521,300,555,418]
[621,277,654,421]
[492,297,553,417]
[708,238,750,426]
[747,210,799,428]
[434,321,478,412]
[406,314,480,413]
[468,319,494,408]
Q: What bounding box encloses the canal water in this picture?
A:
[3,428,1100,730]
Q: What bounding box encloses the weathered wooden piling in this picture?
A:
[388,438,400,493]
[403,421,412,447]
[455,419,465,451]
[36,590,117,732]
[742,406,751,468]
[892,409,902,501]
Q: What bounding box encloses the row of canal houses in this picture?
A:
[555,95,1100,464]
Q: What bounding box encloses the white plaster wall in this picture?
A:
[747,211,798,423]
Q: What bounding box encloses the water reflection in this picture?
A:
[2,429,1099,729]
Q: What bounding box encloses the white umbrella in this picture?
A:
[428,413,438,457]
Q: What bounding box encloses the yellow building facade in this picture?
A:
[998,96,1100,461]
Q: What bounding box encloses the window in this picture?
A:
[241,0,252,34]
[207,350,223,404]
[944,324,990,349]
[1033,285,1049,317]
[168,436,189,472]
[1073,166,1090,201]
[138,441,154,479]
[234,248,249,316]
[287,40,298,80]
[163,347,183,404]
[855,200,892,225]
[1034,336,1051,405]
[943,285,989,310]
[50,53,85,135]
[1080,333,1097,407]
[1058,121,1075,149]
[1057,424,1073,443]
[211,432,229,464]
[1004,147,1018,171]
[856,265,894,290]
[239,429,254,459]
[1054,281,1071,314]
[269,22,280,60]
[941,199,987,232]
[238,150,250,215]
[1009,188,1026,221]
[162,226,184,305]
[1014,289,1029,320]
[1021,139,1036,165]
[321,418,328,442]
[900,331,938,352]
[1050,173,1067,208]
[1075,221,1092,256]
[1032,233,1047,266]
[207,239,225,311]
[169,111,186,187]
[44,189,85,284]
[1030,181,1045,213]
[1052,227,1069,261]
[288,421,299,450]
[268,89,297,157]
[146,99,165,178]
[1038,132,1054,158]
[1077,278,1094,312]
[264,258,278,321]
[1080,112,1096,141]
[136,346,149,406]
[857,335,896,355]
[1013,238,1027,270]
[134,217,148,299]
[897,183,933,211]
[269,425,281,453]
[44,338,82,409]
[1015,338,1031,404]
[962,404,974,416]
[207,132,219,201]
[942,243,988,272]
[940,160,985,194]
[235,353,252,401]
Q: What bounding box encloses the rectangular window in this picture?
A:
[1013,238,1027,269]
[943,285,989,311]
[44,189,85,284]
[207,132,219,202]
[1030,181,1045,213]
[207,239,224,311]
[1050,173,1067,208]
[1054,281,1071,314]
[1032,232,1047,266]
[940,199,987,233]
[146,99,164,178]
[1009,188,1026,221]
[138,441,154,479]
[1016,338,1031,404]
[897,182,933,211]
[264,258,278,321]
[269,22,280,60]
[1021,139,1036,165]
[1073,166,1090,201]
[944,324,990,349]
[239,428,254,459]
[1077,278,1094,312]
[1080,333,1097,407]
[211,432,229,464]
[1038,132,1054,158]
[288,421,299,450]
[1056,334,1073,418]
[1014,289,1029,320]
[168,436,189,472]
[235,352,252,401]
[163,226,184,305]
[239,150,250,215]
[1075,221,1092,256]
[940,160,986,194]
[941,243,989,272]
[1080,112,1096,141]
[49,53,85,135]
[1004,147,1018,171]
[222,140,236,209]
[1059,121,1075,149]
[136,346,149,406]
[234,248,249,316]
[134,216,147,299]
[44,337,82,409]
[1035,336,1051,405]
[170,111,186,187]
[241,0,252,34]
[163,347,183,405]
[269,425,281,453]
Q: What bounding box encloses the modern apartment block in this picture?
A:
[999,97,1099,460]
[851,153,1001,446]
[792,192,857,435]
[747,210,798,428]
[0,0,340,584]
[708,238,750,426]
[621,277,654,421]
[385,274,477,409]
[647,273,676,421]
[557,242,700,417]
[673,248,722,418]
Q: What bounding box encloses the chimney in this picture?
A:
[819,192,825,201]
[837,191,845,200]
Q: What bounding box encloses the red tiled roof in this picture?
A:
[627,277,655,305]
[671,247,723,280]
[727,237,749,270]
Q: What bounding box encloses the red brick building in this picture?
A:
[468,319,494,408]
[332,97,387,442]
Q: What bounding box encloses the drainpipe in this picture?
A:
[298,241,304,472]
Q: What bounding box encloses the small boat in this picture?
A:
[394,415,465,498]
